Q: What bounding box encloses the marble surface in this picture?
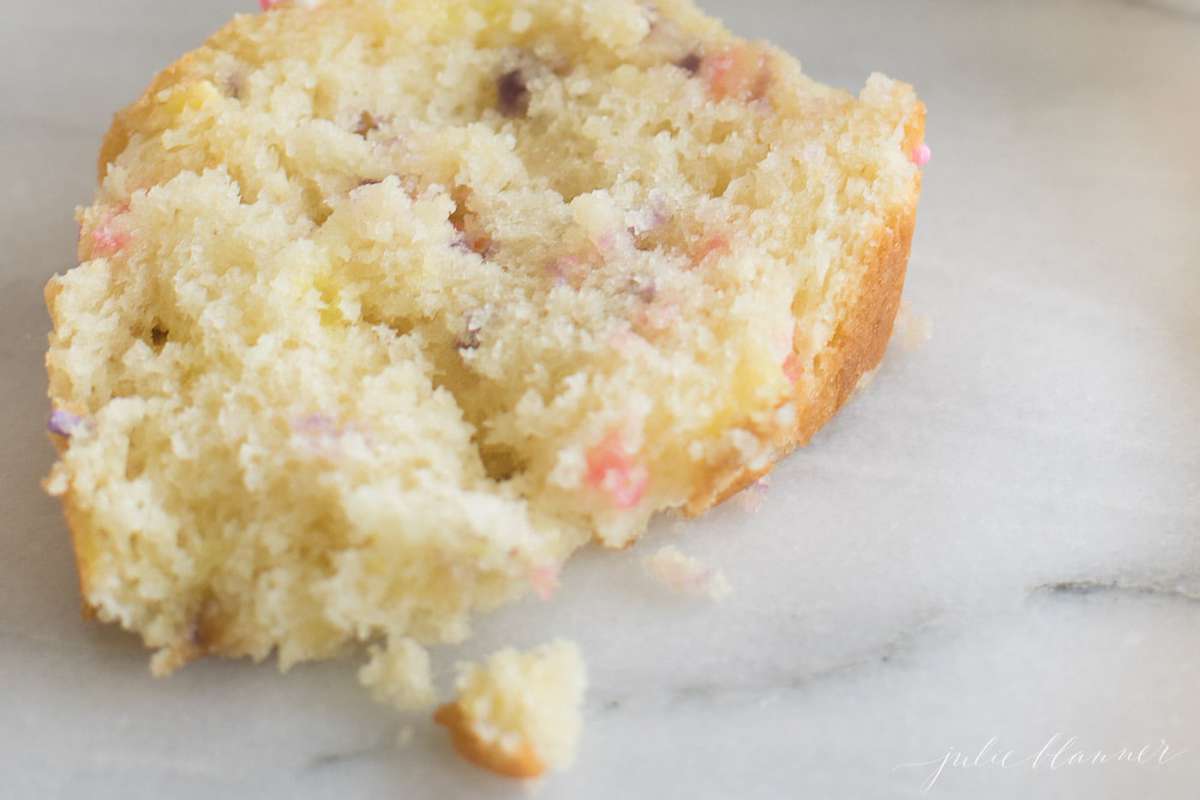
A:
[3,0,1199,797]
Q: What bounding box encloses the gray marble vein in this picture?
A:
[1036,578,1200,604]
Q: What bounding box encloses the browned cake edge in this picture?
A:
[684,103,925,516]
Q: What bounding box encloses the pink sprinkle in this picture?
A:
[593,228,633,258]
[702,52,736,98]
[91,227,129,256]
[547,255,584,288]
[293,413,338,435]
[701,45,770,102]
[690,232,730,266]
[585,430,649,509]
[291,413,364,457]
[530,566,560,601]
[911,142,932,167]
[782,353,804,383]
[90,205,130,256]
[634,300,678,334]
[608,465,649,508]
[260,0,285,9]
[628,204,667,238]
[607,328,647,356]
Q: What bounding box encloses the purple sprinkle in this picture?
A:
[456,310,486,351]
[497,69,530,118]
[48,409,84,437]
[293,413,338,435]
[223,72,244,100]
[676,52,702,75]
[630,276,657,303]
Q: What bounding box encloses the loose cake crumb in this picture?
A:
[893,301,934,352]
[643,545,732,600]
[435,641,586,778]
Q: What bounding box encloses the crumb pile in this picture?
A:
[44,0,924,776]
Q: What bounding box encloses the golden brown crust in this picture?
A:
[54,485,240,669]
[97,48,213,181]
[59,492,99,619]
[433,702,547,779]
[685,105,925,516]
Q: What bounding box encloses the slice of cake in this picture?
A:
[43,0,925,776]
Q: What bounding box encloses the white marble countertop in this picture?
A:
[3,0,1199,797]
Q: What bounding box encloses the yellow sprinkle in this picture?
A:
[163,81,221,117]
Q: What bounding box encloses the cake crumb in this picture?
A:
[893,301,933,352]
[643,545,731,600]
[435,641,586,778]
